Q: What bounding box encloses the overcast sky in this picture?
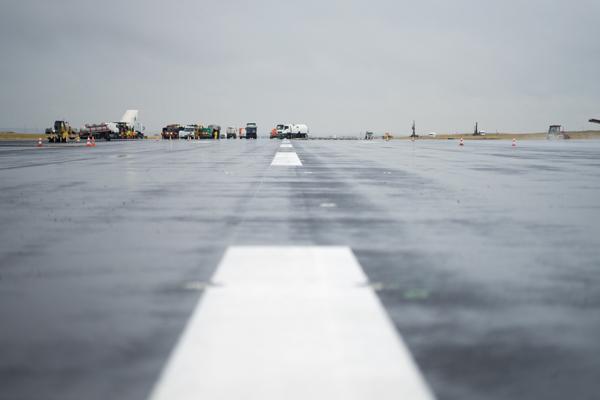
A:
[1,0,599,135]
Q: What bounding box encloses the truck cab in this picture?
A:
[179,125,198,139]
[226,127,237,139]
[245,123,257,139]
[276,123,308,139]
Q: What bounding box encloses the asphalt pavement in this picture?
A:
[1,138,599,399]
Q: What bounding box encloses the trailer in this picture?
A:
[82,123,118,141]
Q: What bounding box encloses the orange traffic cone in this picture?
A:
[459,137,464,146]
[86,137,92,147]
[512,138,516,147]
[37,137,43,147]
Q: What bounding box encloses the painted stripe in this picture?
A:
[271,151,302,166]
[149,246,435,400]
[280,143,293,148]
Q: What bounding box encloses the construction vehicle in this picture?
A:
[226,127,237,139]
[83,110,145,141]
[246,123,257,139]
[119,110,144,138]
[45,120,79,143]
[162,124,183,139]
[276,123,308,139]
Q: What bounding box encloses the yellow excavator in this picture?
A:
[45,121,79,143]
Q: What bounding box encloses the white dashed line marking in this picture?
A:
[280,143,293,148]
[149,246,435,400]
[271,152,302,166]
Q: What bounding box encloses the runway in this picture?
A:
[1,139,599,400]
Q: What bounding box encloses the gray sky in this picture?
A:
[1,0,599,135]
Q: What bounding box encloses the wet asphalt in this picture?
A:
[0,138,599,400]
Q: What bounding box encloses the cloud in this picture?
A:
[1,0,599,134]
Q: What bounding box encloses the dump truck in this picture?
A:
[45,120,79,143]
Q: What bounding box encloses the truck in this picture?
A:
[226,127,237,139]
[245,123,257,139]
[179,125,199,139]
[119,110,144,139]
[45,120,79,143]
[84,110,145,141]
[82,123,118,141]
[194,124,221,139]
[276,123,309,139]
[162,124,183,140]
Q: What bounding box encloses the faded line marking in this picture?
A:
[149,246,435,400]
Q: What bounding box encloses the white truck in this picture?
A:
[179,125,198,139]
[226,127,237,139]
[276,123,309,139]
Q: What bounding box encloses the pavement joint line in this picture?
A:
[149,246,435,400]
[270,151,302,166]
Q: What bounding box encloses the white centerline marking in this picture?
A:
[149,246,435,400]
[271,151,302,166]
[280,143,293,148]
